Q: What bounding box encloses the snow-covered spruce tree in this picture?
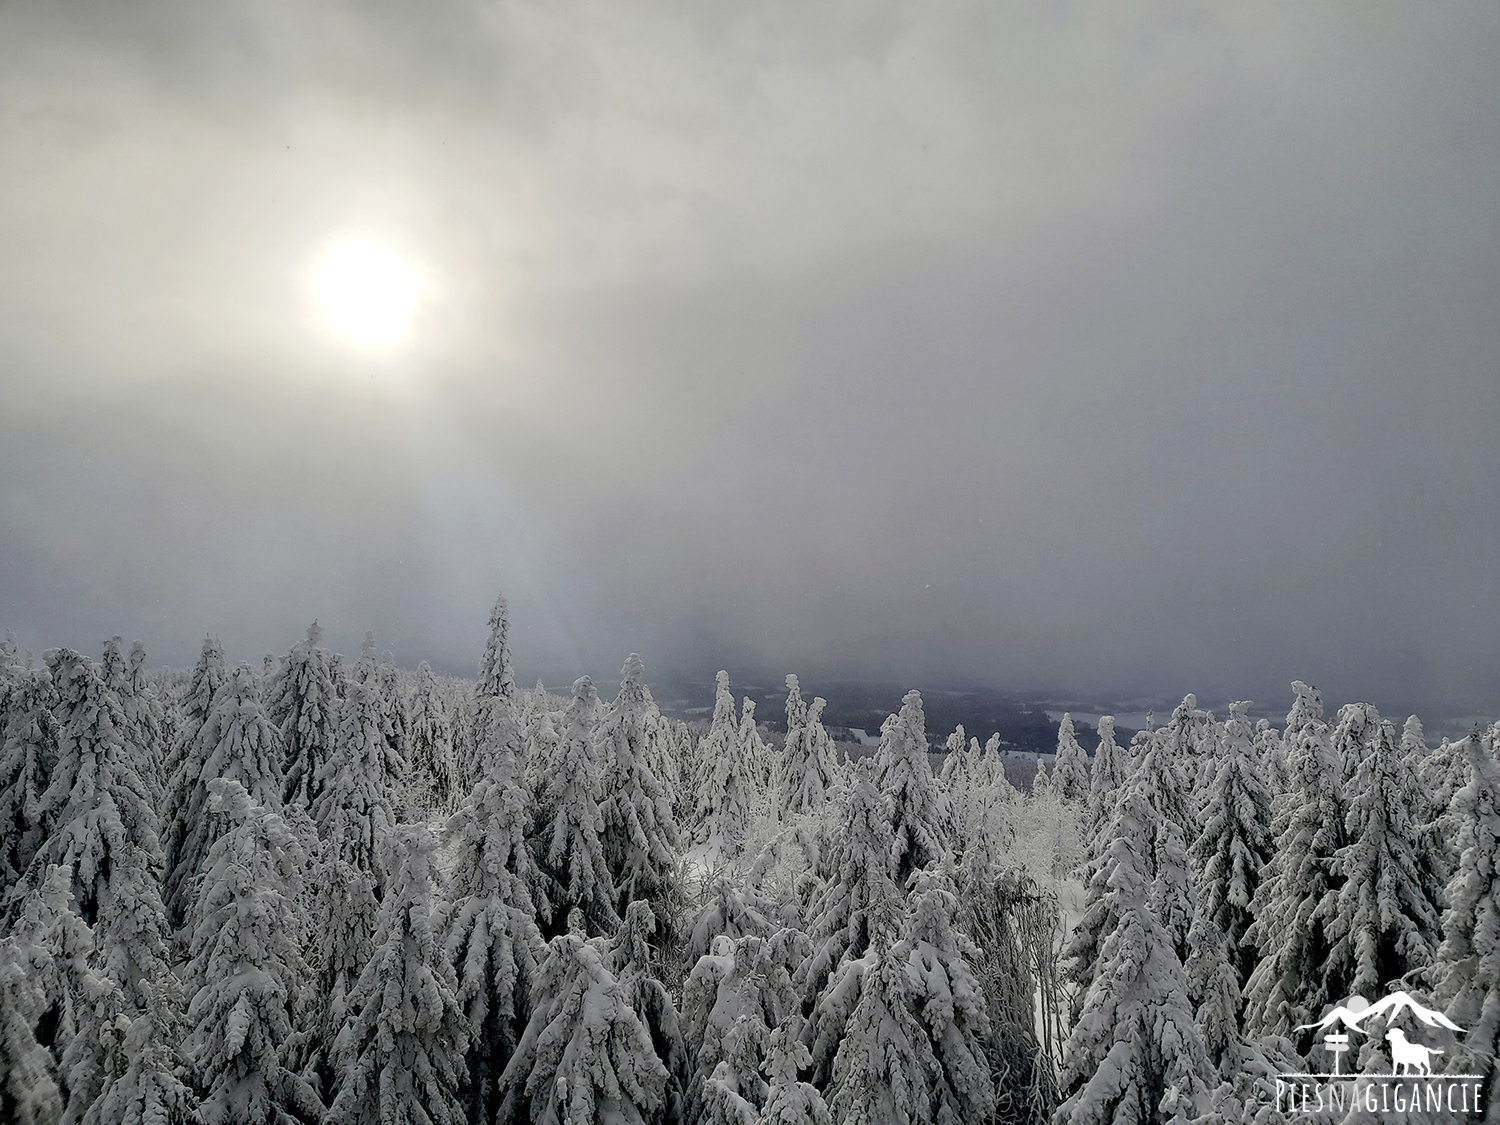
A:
[442,699,547,1125]
[1325,717,1443,1003]
[163,663,284,936]
[5,863,96,1100]
[938,725,972,790]
[1031,758,1052,797]
[687,879,777,962]
[738,698,772,793]
[1242,701,1347,1045]
[327,825,468,1125]
[305,677,396,1094]
[0,666,58,902]
[534,676,618,938]
[608,901,692,1125]
[872,689,949,886]
[1253,719,1288,801]
[1188,701,1274,991]
[1155,693,1206,820]
[184,778,322,1125]
[494,930,671,1125]
[164,636,228,798]
[806,872,994,1125]
[1084,715,1128,844]
[757,1018,830,1125]
[79,983,196,1125]
[681,928,808,1124]
[1063,709,1196,1030]
[1129,708,1196,961]
[691,675,753,856]
[783,675,808,748]
[0,929,63,1124]
[408,662,458,813]
[599,655,682,930]
[1330,701,1380,793]
[103,637,165,802]
[639,688,683,817]
[1051,713,1091,803]
[794,775,899,1008]
[377,660,411,778]
[312,677,397,886]
[779,696,838,819]
[268,622,338,810]
[972,732,1002,786]
[1055,778,1211,1125]
[1431,726,1500,1108]
[21,650,170,1012]
[471,593,520,791]
[1413,720,1469,880]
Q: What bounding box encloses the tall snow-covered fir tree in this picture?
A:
[0,886,67,1125]
[1242,694,1347,1045]
[872,689,949,886]
[1084,714,1128,844]
[4,862,96,1111]
[598,654,682,930]
[534,676,618,938]
[757,1018,831,1125]
[164,636,228,797]
[103,637,164,802]
[183,779,322,1125]
[20,650,170,1014]
[408,661,457,812]
[0,666,58,904]
[796,775,900,1008]
[471,593,520,791]
[779,696,839,819]
[78,984,196,1125]
[1324,717,1443,1003]
[162,663,284,937]
[1188,701,1274,990]
[495,930,671,1125]
[807,872,994,1125]
[607,901,691,1125]
[1051,713,1091,803]
[692,671,758,858]
[1329,701,1381,792]
[268,622,338,811]
[937,724,972,790]
[327,825,469,1125]
[442,684,547,1125]
[1184,702,1274,1074]
[305,677,395,1094]
[738,697,772,792]
[681,927,807,1124]
[1055,775,1211,1125]
[312,678,397,885]
[1432,725,1500,1113]
[783,674,808,749]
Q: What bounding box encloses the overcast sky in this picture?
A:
[1,1,1496,715]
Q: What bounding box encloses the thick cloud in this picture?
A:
[1,1,1496,713]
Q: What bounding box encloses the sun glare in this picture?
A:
[317,241,419,346]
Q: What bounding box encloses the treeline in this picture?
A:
[0,600,1495,1125]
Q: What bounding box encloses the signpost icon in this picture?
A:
[1323,1032,1350,1075]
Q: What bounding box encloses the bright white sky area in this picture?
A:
[1,2,1496,714]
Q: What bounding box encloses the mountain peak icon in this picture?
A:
[1296,990,1465,1036]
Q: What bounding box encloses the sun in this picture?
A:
[316,241,419,345]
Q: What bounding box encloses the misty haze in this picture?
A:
[1,4,1496,1125]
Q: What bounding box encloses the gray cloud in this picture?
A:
[1,1,1497,714]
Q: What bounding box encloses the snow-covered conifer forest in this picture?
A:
[1,600,1497,1125]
